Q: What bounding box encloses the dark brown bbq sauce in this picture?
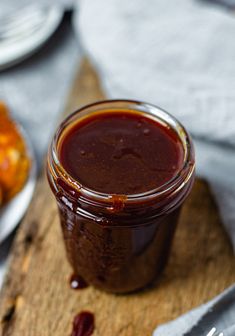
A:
[48,105,194,293]
[70,274,88,290]
[59,111,184,195]
[71,311,94,336]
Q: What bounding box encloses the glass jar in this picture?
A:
[47,100,195,294]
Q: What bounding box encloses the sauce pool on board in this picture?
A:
[71,311,94,336]
[59,110,184,195]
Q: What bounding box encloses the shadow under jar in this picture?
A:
[47,100,195,294]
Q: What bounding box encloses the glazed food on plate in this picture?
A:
[0,102,30,206]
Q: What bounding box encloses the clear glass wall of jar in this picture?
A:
[47,100,195,293]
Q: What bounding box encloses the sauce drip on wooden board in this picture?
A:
[71,311,94,336]
[70,274,88,290]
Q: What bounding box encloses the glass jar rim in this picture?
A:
[48,99,195,206]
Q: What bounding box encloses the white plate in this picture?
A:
[0,6,63,71]
[0,124,37,244]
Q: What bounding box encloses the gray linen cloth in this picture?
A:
[76,0,235,250]
[75,0,235,334]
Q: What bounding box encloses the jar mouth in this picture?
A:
[49,99,195,205]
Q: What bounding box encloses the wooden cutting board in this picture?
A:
[0,59,235,336]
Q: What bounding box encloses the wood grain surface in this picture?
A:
[0,59,235,336]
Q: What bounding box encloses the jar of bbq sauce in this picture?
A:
[47,100,195,294]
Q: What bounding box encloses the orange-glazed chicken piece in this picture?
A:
[0,102,30,205]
